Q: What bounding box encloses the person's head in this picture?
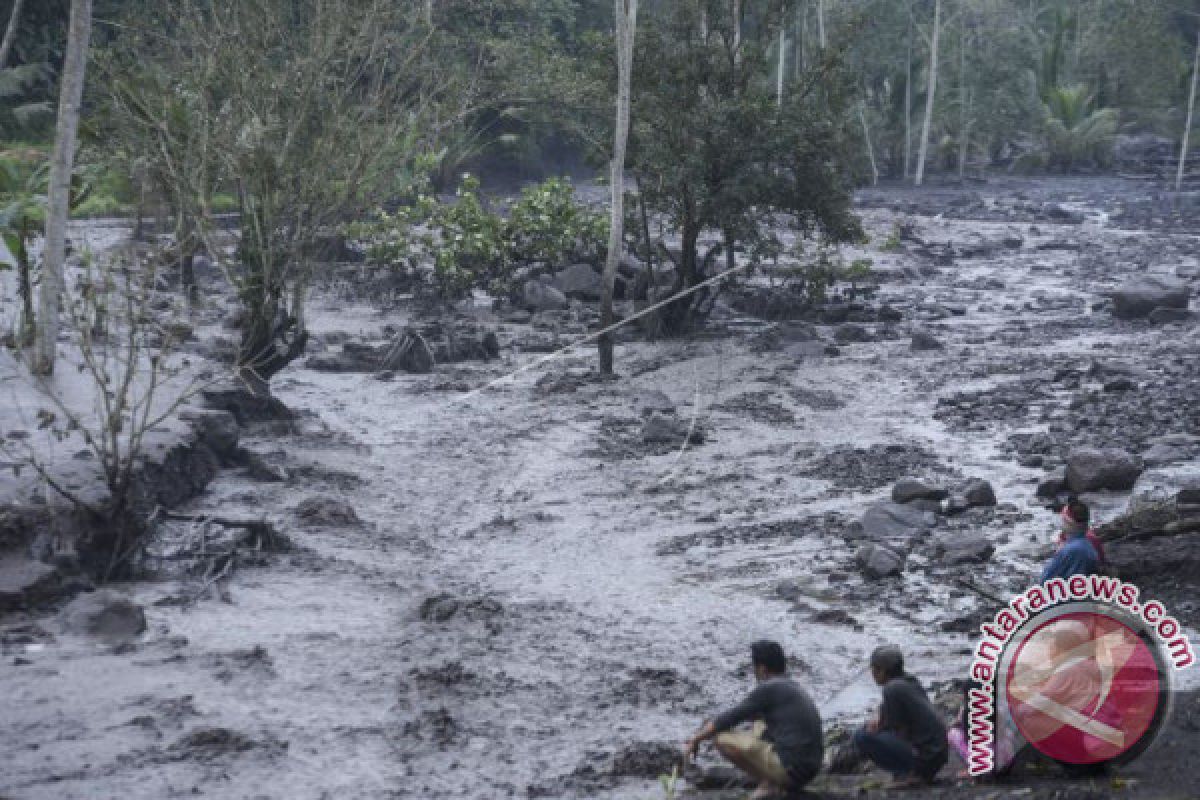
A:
[1060,499,1090,537]
[750,640,787,681]
[869,645,905,685]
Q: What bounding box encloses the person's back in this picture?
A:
[1040,534,1098,583]
[712,675,824,783]
[880,675,948,774]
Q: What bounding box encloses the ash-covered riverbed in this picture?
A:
[2,177,1199,799]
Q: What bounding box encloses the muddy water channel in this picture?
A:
[3,178,1199,799]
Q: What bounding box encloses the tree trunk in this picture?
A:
[914,0,940,187]
[776,6,787,107]
[732,0,742,64]
[33,0,92,375]
[904,0,913,178]
[16,221,34,347]
[816,0,826,49]
[1177,27,1200,193]
[859,102,879,185]
[0,0,25,68]
[958,19,969,181]
[598,0,638,376]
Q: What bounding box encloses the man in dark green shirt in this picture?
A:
[853,645,948,787]
[684,641,823,798]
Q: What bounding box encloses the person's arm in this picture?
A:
[684,686,769,760]
[877,682,902,733]
[1040,550,1066,584]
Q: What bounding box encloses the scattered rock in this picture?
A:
[553,263,604,301]
[1148,307,1193,325]
[631,389,674,416]
[963,478,997,507]
[910,330,944,351]
[855,543,906,578]
[294,496,360,527]
[522,279,568,312]
[933,532,995,564]
[201,381,292,425]
[60,589,146,641]
[168,727,286,762]
[858,501,935,543]
[892,479,949,504]
[1109,276,1190,320]
[1065,448,1144,492]
[610,741,680,778]
[1036,469,1068,499]
[0,558,62,611]
[640,412,704,445]
[178,408,240,461]
[419,593,461,623]
[833,323,873,343]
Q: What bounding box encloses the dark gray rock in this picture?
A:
[933,533,995,565]
[1148,307,1193,325]
[1109,277,1190,320]
[1036,469,1068,499]
[631,390,674,417]
[641,412,704,445]
[60,589,146,640]
[833,323,873,343]
[963,478,997,507]
[1178,485,1200,505]
[910,330,944,351]
[855,543,906,579]
[294,496,361,527]
[178,409,240,461]
[859,502,935,542]
[1065,448,1143,492]
[554,263,604,301]
[943,495,970,515]
[0,558,61,611]
[892,479,949,504]
[202,381,292,425]
[522,280,568,312]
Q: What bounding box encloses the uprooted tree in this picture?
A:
[617,0,864,335]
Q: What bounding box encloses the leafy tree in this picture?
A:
[621,0,862,333]
[1039,84,1117,171]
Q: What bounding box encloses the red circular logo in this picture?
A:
[1005,611,1163,765]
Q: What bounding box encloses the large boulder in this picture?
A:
[0,558,62,611]
[892,479,949,504]
[963,478,997,507]
[641,412,705,446]
[1065,448,1144,492]
[933,533,995,565]
[855,543,906,579]
[295,495,361,527]
[1109,277,1190,320]
[858,502,935,543]
[522,280,568,312]
[910,330,944,351]
[553,263,604,302]
[60,589,146,640]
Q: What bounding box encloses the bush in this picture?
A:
[351,175,607,301]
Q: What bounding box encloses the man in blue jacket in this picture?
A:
[1040,500,1099,582]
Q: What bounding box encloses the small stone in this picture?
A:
[963,479,997,507]
[892,479,949,504]
[910,330,944,351]
[60,589,146,641]
[855,543,906,579]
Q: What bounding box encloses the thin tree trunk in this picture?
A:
[423,0,433,26]
[34,0,92,375]
[1177,27,1200,193]
[915,0,940,187]
[859,102,879,185]
[958,19,968,181]
[816,0,826,49]
[776,6,787,107]
[599,0,638,375]
[0,0,25,68]
[904,0,913,178]
[799,0,808,70]
[793,0,804,77]
[732,0,742,64]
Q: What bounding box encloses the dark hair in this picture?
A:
[751,640,787,675]
[1067,499,1090,527]
[869,645,905,679]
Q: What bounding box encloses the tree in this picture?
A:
[914,0,941,186]
[598,0,637,375]
[624,0,862,334]
[33,0,91,375]
[1178,25,1200,192]
[0,0,26,69]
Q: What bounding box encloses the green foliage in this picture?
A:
[353,175,607,301]
[1039,85,1117,171]
[779,245,875,306]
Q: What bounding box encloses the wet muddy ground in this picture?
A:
[2,177,1199,800]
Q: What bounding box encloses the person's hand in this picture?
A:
[866,716,880,733]
[682,736,699,762]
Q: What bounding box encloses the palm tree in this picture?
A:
[1041,85,1117,172]
[0,154,48,346]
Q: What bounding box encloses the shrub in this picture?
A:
[352,175,607,302]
